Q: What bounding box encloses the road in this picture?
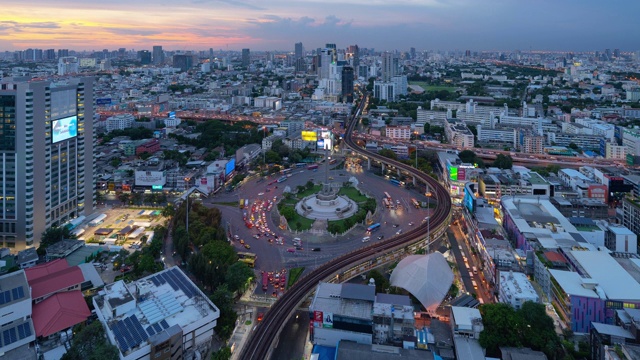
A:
[204,155,432,294]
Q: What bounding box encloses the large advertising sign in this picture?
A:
[135,171,166,187]
[52,116,78,143]
[301,130,318,142]
[317,139,325,148]
[449,166,458,181]
[225,159,235,176]
[313,310,323,328]
[323,313,334,328]
[96,98,112,106]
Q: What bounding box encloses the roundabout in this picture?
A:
[294,181,359,221]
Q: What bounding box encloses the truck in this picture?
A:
[262,272,269,291]
[307,164,319,170]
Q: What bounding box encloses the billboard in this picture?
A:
[225,159,236,176]
[320,130,333,150]
[96,98,112,106]
[317,139,325,148]
[301,130,317,142]
[168,111,176,118]
[52,116,78,143]
[135,170,166,187]
[313,310,323,328]
[323,313,334,328]
[449,166,458,181]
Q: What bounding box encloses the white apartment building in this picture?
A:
[622,128,640,158]
[373,81,396,102]
[430,98,466,111]
[498,271,539,309]
[0,271,35,357]
[57,56,79,75]
[445,121,475,148]
[385,125,411,140]
[476,124,517,146]
[262,134,284,151]
[605,224,637,254]
[450,307,484,339]
[605,142,626,160]
[106,114,135,132]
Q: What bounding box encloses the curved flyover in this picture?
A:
[240,94,453,360]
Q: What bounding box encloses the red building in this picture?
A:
[25,259,91,338]
[136,139,160,156]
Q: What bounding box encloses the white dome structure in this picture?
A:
[390,253,453,312]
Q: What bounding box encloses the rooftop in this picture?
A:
[499,271,538,301]
[335,340,433,360]
[453,337,485,360]
[32,291,90,337]
[571,250,640,301]
[25,259,85,299]
[311,282,374,320]
[0,270,30,308]
[95,267,220,355]
[451,306,482,329]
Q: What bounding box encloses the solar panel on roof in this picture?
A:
[146,325,156,336]
[153,323,162,332]
[160,319,169,329]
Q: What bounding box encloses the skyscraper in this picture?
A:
[341,66,355,103]
[138,50,151,65]
[173,54,193,72]
[381,52,399,82]
[0,76,95,251]
[347,45,359,69]
[152,45,164,65]
[295,42,303,59]
[242,48,251,67]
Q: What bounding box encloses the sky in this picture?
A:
[1,0,639,52]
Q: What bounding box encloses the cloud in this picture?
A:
[0,20,61,33]
[191,0,266,10]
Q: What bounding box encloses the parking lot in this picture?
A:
[76,206,167,250]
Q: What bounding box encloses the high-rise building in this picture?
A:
[381,52,399,82]
[138,50,151,65]
[341,66,354,103]
[57,49,69,58]
[295,42,303,59]
[347,44,359,69]
[172,54,193,72]
[242,48,250,67]
[410,47,416,59]
[318,48,336,79]
[0,77,95,251]
[57,57,79,75]
[152,45,164,65]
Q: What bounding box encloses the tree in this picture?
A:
[493,154,513,169]
[118,193,130,205]
[210,285,237,342]
[40,226,76,255]
[224,262,255,293]
[378,149,397,160]
[62,321,119,360]
[458,150,477,164]
[568,142,579,150]
[211,347,232,360]
[306,180,314,190]
[279,205,296,221]
[162,204,175,217]
[110,157,122,168]
[367,270,390,294]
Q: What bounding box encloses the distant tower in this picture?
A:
[138,50,151,65]
[341,66,355,103]
[295,42,303,59]
[381,52,398,82]
[152,45,164,65]
[347,44,359,69]
[242,48,250,67]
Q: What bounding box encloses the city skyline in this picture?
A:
[1,0,639,52]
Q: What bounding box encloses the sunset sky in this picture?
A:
[1,0,639,52]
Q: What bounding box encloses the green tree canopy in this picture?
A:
[458,150,477,164]
[61,321,119,360]
[493,154,513,169]
[224,262,255,293]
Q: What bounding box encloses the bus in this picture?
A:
[383,198,391,208]
[277,176,288,183]
[307,164,319,170]
[238,252,257,268]
[384,192,392,200]
[262,272,269,291]
[366,223,381,233]
[281,168,293,175]
[411,198,421,209]
[389,179,402,186]
[239,199,245,209]
[328,158,337,165]
[295,163,306,168]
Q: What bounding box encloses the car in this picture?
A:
[396,229,402,235]
[396,200,400,204]
[257,312,264,322]
[311,248,321,252]
[287,248,296,253]
[362,236,370,242]
[244,244,251,249]
[328,176,334,180]
[296,246,304,250]
[265,188,271,192]
[392,224,399,228]
[240,239,245,245]
[377,235,384,240]
[408,222,414,226]
[258,192,264,196]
